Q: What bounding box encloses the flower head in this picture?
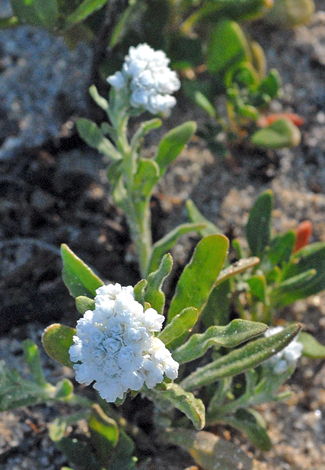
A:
[264,326,303,374]
[107,43,180,116]
[69,283,179,403]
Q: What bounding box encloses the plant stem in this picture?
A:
[117,117,153,278]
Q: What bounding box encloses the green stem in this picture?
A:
[127,203,152,278]
[115,116,153,278]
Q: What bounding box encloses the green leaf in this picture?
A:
[89,404,119,467]
[193,91,216,118]
[267,230,296,266]
[201,279,231,327]
[181,323,301,390]
[76,296,96,314]
[130,118,162,153]
[42,323,75,368]
[271,269,316,308]
[223,409,272,451]
[66,0,109,25]
[133,279,147,305]
[257,69,281,100]
[158,307,198,346]
[207,20,250,75]
[263,0,315,28]
[278,242,325,304]
[216,257,260,284]
[144,254,173,315]
[154,121,197,177]
[148,222,207,274]
[22,339,47,386]
[107,160,123,186]
[56,436,98,470]
[11,0,58,30]
[0,361,51,411]
[247,274,266,303]
[108,428,137,470]
[167,235,229,324]
[298,332,325,359]
[152,383,205,430]
[173,319,267,364]
[186,199,222,237]
[133,158,160,204]
[76,118,121,162]
[162,429,253,470]
[246,189,273,258]
[54,379,74,399]
[61,243,104,298]
[251,118,301,149]
[89,85,109,113]
[49,411,91,442]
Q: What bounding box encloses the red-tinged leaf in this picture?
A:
[293,220,313,253]
[258,113,305,128]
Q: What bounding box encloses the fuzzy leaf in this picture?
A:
[42,324,75,368]
[251,118,301,149]
[144,254,173,314]
[279,242,325,303]
[246,190,273,259]
[186,199,221,237]
[155,121,196,177]
[61,244,104,298]
[247,275,267,303]
[133,279,147,305]
[173,319,267,364]
[130,118,162,152]
[224,409,272,451]
[76,296,96,314]
[89,404,119,467]
[267,230,296,266]
[167,235,229,324]
[158,307,198,346]
[201,279,231,327]
[148,222,207,274]
[56,436,98,469]
[193,91,216,118]
[181,323,301,390]
[217,257,260,283]
[89,85,109,113]
[155,382,205,430]
[298,331,325,359]
[23,339,47,386]
[207,20,250,74]
[0,362,51,411]
[133,158,160,204]
[77,118,121,162]
[162,429,253,470]
[108,428,137,470]
[257,69,281,100]
[271,269,316,308]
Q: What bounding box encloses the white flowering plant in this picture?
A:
[38,44,312,469]
[37,235,302,468]
[77,43,201,279]
[1,43,320,470]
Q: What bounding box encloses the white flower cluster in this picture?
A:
[69,283,179,402]
[107,43,181,115]
[265,326,303,374]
